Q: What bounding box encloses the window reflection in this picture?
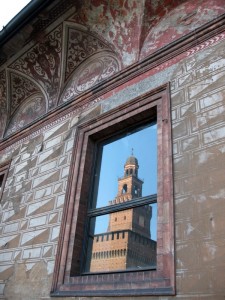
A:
[93,124,157,209]
[84,123,157,273]
[85,204,157,273]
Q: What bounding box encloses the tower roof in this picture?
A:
[125,155,139,167]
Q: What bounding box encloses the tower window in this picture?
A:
[122,184,127,194]
[52,85,174,296]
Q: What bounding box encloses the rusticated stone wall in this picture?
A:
[0,106,102,299]
[0,0,225,298]
[0,31,225,299]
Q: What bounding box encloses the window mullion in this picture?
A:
[87,194,157,217]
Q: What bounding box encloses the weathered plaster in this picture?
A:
[140,0,225,59]
[1,0,225,299]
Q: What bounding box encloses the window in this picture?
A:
[51,84,175,296]
[122,184,127,194]
[83,121,157,274]
[0,162,10,201]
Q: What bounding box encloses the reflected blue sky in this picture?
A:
[93,123,157,240]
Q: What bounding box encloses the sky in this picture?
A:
[95,123,157,208]
[92,123,158,241]
[0,0,31,30]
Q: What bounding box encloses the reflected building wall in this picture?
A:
[89,155,157,273]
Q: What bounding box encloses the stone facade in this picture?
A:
[0,0,225,299]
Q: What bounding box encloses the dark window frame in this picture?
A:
[51,83,175,296]
[0,162,10,201]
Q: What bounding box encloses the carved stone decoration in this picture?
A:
[0,70,7,139]
[59,52,120,104]
[5,94,46,137]
[9,72,44,116]
[65,26,112,81]
[9,25,62,110]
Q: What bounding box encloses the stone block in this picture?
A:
[27,198,55,216]
[0,234,20,250]
[48,213,58,224]
[44,120,70,141]
[181,136,199,152]
[0,251,13,262]
[23,247,42,259]
[14,161,29,175]
[50,225,60,242]
[180,102,196,117]
[3,222,19,234]
[14,171,28,184]
[61,165,69,179]
[173,142,179,155]
[203,125,225,144]
[29,215,48,228]
[39,159,58,174]
[65,139,74,153]
[172,120,188,139]
[56,194,65,208]
[43,245,53,258]
[34,186,53,200]
[38,147,63,165]
[3,207,26,222]
[188,70,225,100]
[32,170,60,189]
[196,58,225,78]
[0,265,14,280]
[199,91,225,110]
[45,136,62,150]
[21,228,50,246]
[53,183,63,194]
[178,73,193,87]
[171,89,186,107]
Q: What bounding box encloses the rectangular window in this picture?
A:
[51,84,175,296]
[82,123,157,274]
[0,162,10,201]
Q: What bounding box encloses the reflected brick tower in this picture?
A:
[89,154,156,272]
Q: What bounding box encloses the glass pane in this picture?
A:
[92,123,157,209]
[84,203,157,273]
[0,174,4,192]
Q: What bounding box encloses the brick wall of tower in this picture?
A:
[90,230,156,272]
[90,231,128,272]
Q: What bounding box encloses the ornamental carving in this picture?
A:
[5,95,46,137]
[9,72,43,116]
[65,26,111,82]
[59,53,120,104]
[9,25,62,110]
[0,70,7,139]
